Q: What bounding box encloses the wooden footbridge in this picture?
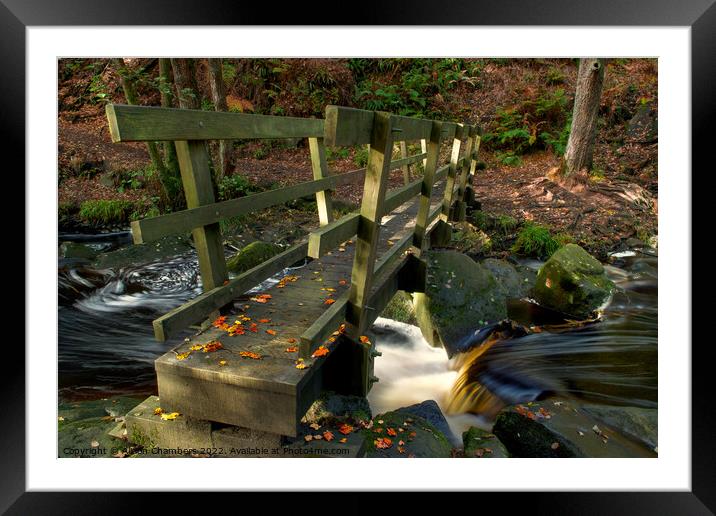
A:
[105,103,481,437]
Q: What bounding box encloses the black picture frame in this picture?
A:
[5,0,711,513]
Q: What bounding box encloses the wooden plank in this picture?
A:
[456,128,477,207]
[383,177,422,214]
[308,137,334,226]
[399,141,410,185]
[441,126,464,222]
[412,121,443,257]
[390,152,427,170]
[131,168,365,244]
[324,105,434,146]
[345,111,395,336]
[105,104,324,142]
[175,140,227,293]
[152,242,308,341]
[307,213,360,259]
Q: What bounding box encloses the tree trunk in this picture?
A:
[559,58,606,177]
[170,58,200,110]
[207,58,232,179]
[112,59,166,178]
[157,58,185,210]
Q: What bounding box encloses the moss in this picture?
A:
[363,410,452,457]
[226,241,283,274]
[78,200,134,225]
[511,222,561,259]
[381,291,417,325]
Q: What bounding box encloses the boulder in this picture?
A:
[581,405,657,451]
[394,400,457,445]
[226,241,283,274]
[414,251,509,356]
[462,426,509,458]
[365,400,454,457]
[301,391,372,426]
[492,399,657,458]
[626,103,657,143]
[532,244,614,319]
[482,258,536,299]
[59,241,99,261]
[93,234,192,269]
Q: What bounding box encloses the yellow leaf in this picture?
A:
[219,360,227,366]
[175,352,191,361]
[160,412,180,421]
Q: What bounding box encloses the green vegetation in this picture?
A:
[217,174,260,201]
[496,215,518,234]
[226,241,283,274]
[382,291,417,325]
[353,146,369,167]
[511,222,562,259]
[78,200,134,225]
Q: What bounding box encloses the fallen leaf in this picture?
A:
[266,329,277,336]
[374,427,384,434]
[374,437,393,449]
[239,351,261,360]
[285,346,298,353]
[251,294,272,304]
[258,318,271,323]
[323,431,334,441]
[398,440,405,446]
[219,360,228,366]
[338,423,354,435]
[314,434,323,440]
[397,446,405,454]
[551,442,560,450]
[339,438,347,444]
[249,323,258,333]
[175,351,191,360]
[189,344,203,351]
[295,360,309,370]
[324,298,336,305]
[202,341,223,353]
[359,335,372,345]
[387,428,397,436]
[161,412,180,421]
[304,435,313,442]
[287,338,296,343]
[58,416,65,422]
[154,407,163,415]
[309,423,321,430]
[91,440,99,448]
[339,280,347,286]
[311,346,329,358]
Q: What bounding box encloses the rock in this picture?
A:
[381,291,417,325]
[482,258,536,299]
[581,405,657,450]
[414,251,508,356]
[93,234,192,269]
[394,400,457,445]
[462,426,509,458]
[532,244,615,319]
[301,391,372,425]
[226,241,283,274]
[449,222,492,255]
[59,241,99,261]
[626,103,657,143]
[365,401,454,457]
[492,399,657,458]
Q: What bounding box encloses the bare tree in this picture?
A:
[559,58,606,177]
[207,58,232,179]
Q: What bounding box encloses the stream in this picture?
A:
[58,233,657,442]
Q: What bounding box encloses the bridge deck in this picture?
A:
[154,181,447,436]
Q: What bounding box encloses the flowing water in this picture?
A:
[58,234,657,440]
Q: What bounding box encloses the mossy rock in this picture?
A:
[450,221,492,255]
[532,244,615,319]
[226,241,283,274]
[381,290,417,325]
[365,403,453,458]
[301,391,372,426]
[415,251,508,356]
[462,426,510,458]
[59,241,99,261]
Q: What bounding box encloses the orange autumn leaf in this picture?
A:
[285,346,298,353]
[324,298,336,305]
[374,437,393,449]
[339,437,347,444]
[251,294,272,304]
[397,446,405,454]
[202,341,223,353]
[323,431,334,442]
[311,346,329,358]
[212,315,227,328]
[338,280,347,286]
[258,318,271,323]
[338,423,354,435]
[387,428,397,436]
[287,338,296,343]
[239,351,262,360]
[266,329,277,336]
[249,323,258,333]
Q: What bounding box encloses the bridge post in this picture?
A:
[345,111,395,338]
[441,123,465,222]
[174,140,228,293]
[462,126,482,212]
[308,137,334,226]
[412,121,444,258]
[399,141,410,185]
[455,125,478,221]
